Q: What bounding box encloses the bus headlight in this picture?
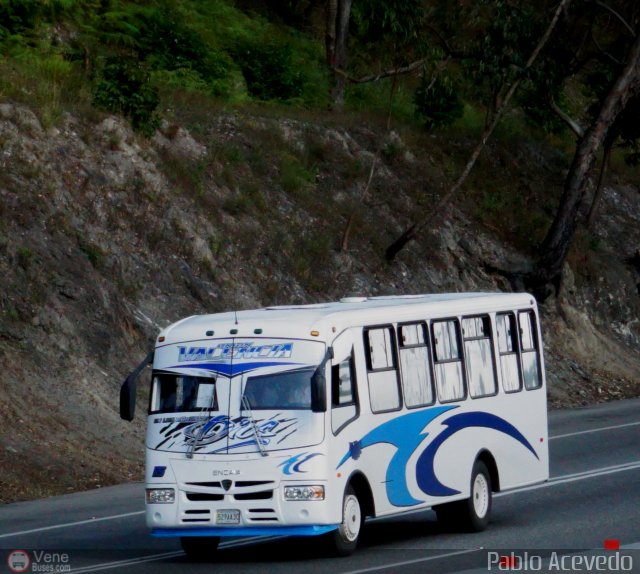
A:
[146,488,175,504]
[284,485,325,501]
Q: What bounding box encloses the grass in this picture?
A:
[279,152,316,195]
[0,44,91,128]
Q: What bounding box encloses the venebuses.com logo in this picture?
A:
[487,540,634,572]
[6,550,71,573]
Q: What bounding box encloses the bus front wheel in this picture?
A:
[328,486,363,556]
[180,536,220,561]
[435,460,492,532]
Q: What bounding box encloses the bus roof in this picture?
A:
[156,292,536,346]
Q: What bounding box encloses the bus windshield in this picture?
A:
[243,368,314,410]
[150,373,218,414]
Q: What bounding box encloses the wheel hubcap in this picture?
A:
[473,474,489,518]
[341,494,361,542]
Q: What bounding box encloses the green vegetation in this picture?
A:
[1,0,639,292]
[0,0,335,130]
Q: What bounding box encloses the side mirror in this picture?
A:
[119,351,154,421]
[311,347,333,413]
[119,375,137,421]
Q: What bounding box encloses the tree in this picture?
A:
[325,0,428,110]
[385,0,570,262]
[325,0,353,110]
[384,0,640,304]
[527,28,640,295]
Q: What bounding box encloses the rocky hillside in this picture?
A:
[1,101,639,503]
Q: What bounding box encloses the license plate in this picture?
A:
[216,509,240,525]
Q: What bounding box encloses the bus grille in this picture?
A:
[186,492,224,501]
[247,508,278,522]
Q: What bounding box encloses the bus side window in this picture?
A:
[331,352,359,433]
[496,313,522,392]
[398,322,435,407]
[364,327,401,413]
[431,319,466,402]
[519,311,542,390]
[462,315,497,398]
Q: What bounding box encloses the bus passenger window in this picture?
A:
[462,316,497,398]
[365,327,401,413]
[432,319,465,402]
[398,322,434,407]
[519,311,542,390]
[496,313,522,392]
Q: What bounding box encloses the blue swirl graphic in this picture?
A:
[279,452,323,475]
[336,406,456,506]
[415,411,539,497]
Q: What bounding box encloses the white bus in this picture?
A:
[120,292,549,558]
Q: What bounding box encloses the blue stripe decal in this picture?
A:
[151,525,339,538]
[165,361,300,377]
[416,411,539,497]
[336,406,456,507]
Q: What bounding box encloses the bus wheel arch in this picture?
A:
[347,471,375,518]
[476,449,500,493]
[326,472,374,557]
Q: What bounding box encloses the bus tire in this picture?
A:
[180,536,220,561]
[435,460,492,532]
[466,460,492,531]
[328,486,363,557]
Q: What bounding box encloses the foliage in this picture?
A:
[93,57,160,135]
[414,73,464,129]
[462,0,541,111]
[353,0,424,47]
[233,37,305,101]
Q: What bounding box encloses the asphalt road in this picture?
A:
[2,398,640,573]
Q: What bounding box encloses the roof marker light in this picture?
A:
[158,336,165,342]
[310,330,320,337]
[254,328,263,334]
[230,328,238,335]
[206,330,214,336]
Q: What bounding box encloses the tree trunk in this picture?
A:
[529,31,640,292]
[326,0,352,111]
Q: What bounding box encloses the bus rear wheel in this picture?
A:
[435,460,492,532]
[327,486,363,556]
[180,536,220,561]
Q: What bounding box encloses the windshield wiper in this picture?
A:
[241,394,268,457]
[186,378,217,459]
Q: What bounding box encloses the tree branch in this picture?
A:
[549,96,585,138]
[591,32,623,66]
[594,0,636,37]
[586,139,612,227]
[385,0,573,262]
[334,58,428,84]
[425,24,468,59]
[340,154,378,252]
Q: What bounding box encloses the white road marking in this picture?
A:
[550,421,640,440]
[497,459,640,497]
[66,536,285,574]
[338,548,480,574]
[0,511,145,540]
[68,551,183,574]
